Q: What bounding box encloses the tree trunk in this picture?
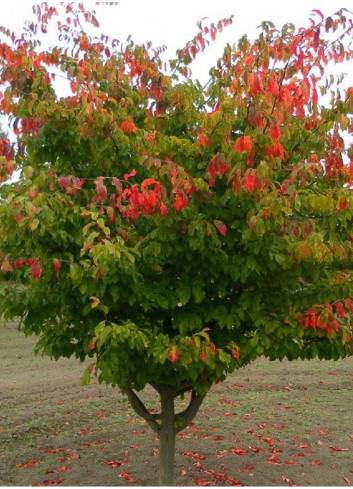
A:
[124,384,208,486]
[158,424,177,486]
[158,389,177,486]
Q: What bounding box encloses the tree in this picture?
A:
[0,4,353,485]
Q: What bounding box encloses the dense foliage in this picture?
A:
[0,4,353,484]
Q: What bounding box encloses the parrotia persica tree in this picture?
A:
[1,3,353,485]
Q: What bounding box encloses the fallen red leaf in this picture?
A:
[193,478,213,486]
[182,451,206,460]
[15,459,40,469]
[43,479,65,486]
[239,465,255,472]
[309,460,323,466]
[330,446,349,452]
[284,461,298,465]
[67,453,80,459]
[101,457,129,468]
[119,471,136,482]
[267,455,281,464]
[249,446,261,453]
[265,438,275,445]
[231,447,247,455]
[343,476,351,486]
[226,477,245,486]
[282,476,299,486]
[45,466,70,475]
[204,470,227,482]
[39,448,64,454]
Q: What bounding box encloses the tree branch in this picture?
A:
[174,389,207,433]
[124,387,161,433]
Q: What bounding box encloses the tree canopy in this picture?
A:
[0,3,353,485]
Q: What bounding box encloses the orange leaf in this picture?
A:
[234,136,252,153]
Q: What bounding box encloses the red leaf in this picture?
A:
[234,136,252,153]
[231,447,247,455]
[264,437,275,445]
[330,446,349,452]
[336,301,345,318]
[120,119,137,134]
[101,457,128,468]
[52,259,61,272]
[57,176,72,189]
[298,443,310,449]
[160,202,168,217]
[95,178,107,202]
[31,261,42,280]
[311,9,324,20]
[182,451,206,460]
[124,169,137,181]
[343,476,351,486]
[73,177,84,189]
[43,479,64,486]
[197,132,207,148]
[168,346,180,364]
[14,260,26,269]
[174,191,188,211]
[15,459,40,469]
[67,453,80,460]
[45,466,70,475]
[309,460,323,466]
[242,172,256,192]
[1,259,14,274]
[118,471,136,482]
[200,349,208,363]
[270,125,281,140]
[194,478,213,486]
[231,346,240,360]
[239,465,254,472]
[282,476,299,486]
[267,454,281,464]
[70,81,78,93]
[214,220,227,236]
[249,446,261,453]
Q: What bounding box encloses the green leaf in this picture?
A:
[81,368,91,386]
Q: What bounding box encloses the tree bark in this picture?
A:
[158,423,177,486]
[158,388,177,486]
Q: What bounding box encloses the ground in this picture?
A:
[0,321,352,486]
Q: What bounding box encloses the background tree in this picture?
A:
[0,4,353,485]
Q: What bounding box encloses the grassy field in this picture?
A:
[0,320,352,486]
